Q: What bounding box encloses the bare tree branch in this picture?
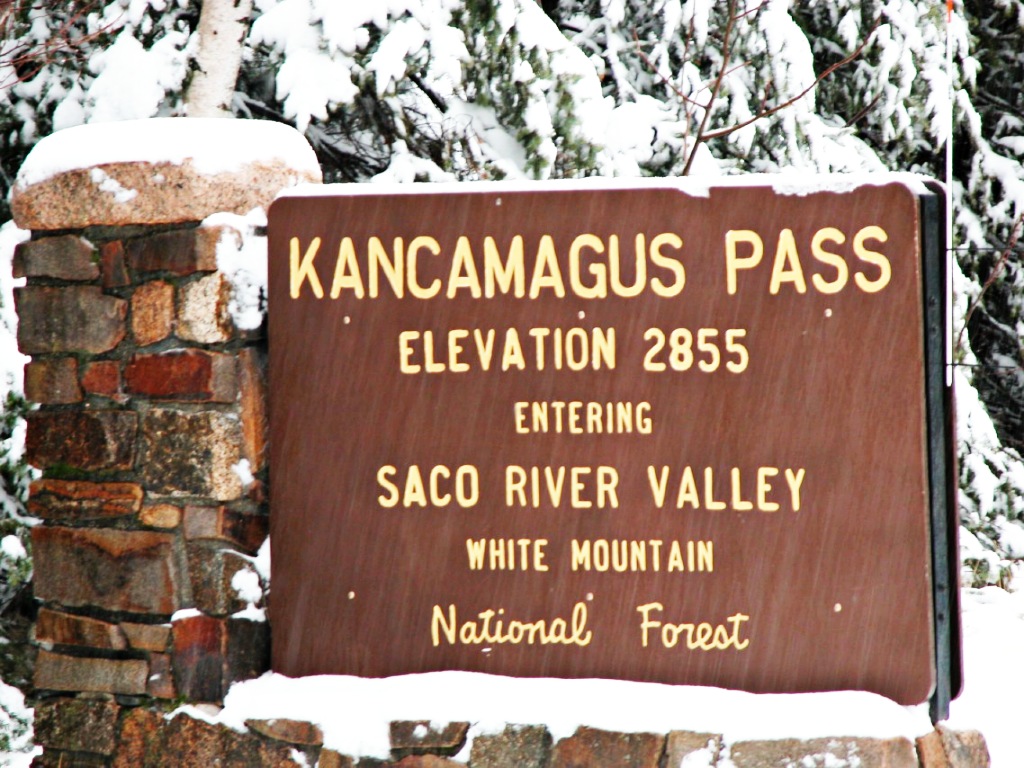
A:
[959,211,1024,350]
[699,19,879,143]
[682,0,739,175]
[0,1,112,90]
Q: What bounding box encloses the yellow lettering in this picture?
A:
[768,228,807,294]
[725,230,762,295]
[649,233,685,297]
[447,236,482,298]
[408,236,441,299]
[853,226,891,293]
[289,236,324,299]
[568,233,607,299]
[529,235,566,298]
[810,227,848,294]
[330,237,365,299]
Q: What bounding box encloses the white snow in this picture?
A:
[14,118,321,189]
[85,29,189,123]
[90,168,138,203]
[947,588,1024,766]
[177,587,1018,764]
[278,173,935,203]
[205,209,269,331]
[231,568,262,607]
[230,458,256,490]
[0,222,28,405]
[216,672,930,761]
[0,535,27,561]
[0,679,37,767]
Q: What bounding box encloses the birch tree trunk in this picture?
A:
[184,0,254,117]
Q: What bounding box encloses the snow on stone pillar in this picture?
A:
[10,118,320,764]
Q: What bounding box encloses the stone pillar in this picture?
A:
[10,118,320,766]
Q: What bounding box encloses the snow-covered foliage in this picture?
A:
[0,1,1022,593]
[0,678,33,760]
[0,221,32,762]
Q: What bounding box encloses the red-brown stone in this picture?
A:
[183,506,267,553]
[171,613,226,702]
[34,650,148,695]
[24,357,81,404]
[131,280,175,347]
[393,757,464,768]
[139,502,182,529]
[35,608,127,650]
[28,479,143,521]
[124,350,237,401]
[80,359,122,397]
[113,707,164,768]
[120,621,171,651]
[16,285,126,354]
[25,410,136,471]
[159,712,228,767]
[171,613,270,703]
[390,721,468,758]
[100,240,131,289]
[126,228,217,276]
[245,718,324,746]
[32,526,181,614]
[239,347,268,471]
[13,235,99,281]
[550,727,664,768]
[316,750,355,768]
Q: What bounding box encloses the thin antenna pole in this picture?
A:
[946,0,955,386]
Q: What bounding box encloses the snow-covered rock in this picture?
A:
[10,119,321,230]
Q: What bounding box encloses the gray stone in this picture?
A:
[937,726,991,768]
[729,736,918,768]
[33,698,121,755]
[32,526,182,614]
[139,408,242,500]
[34,650,148,695]
[13,235,99,281]
[177,273,233,344]
[666,731,722,767]
[470,725,551,768]
[16,285,126,354]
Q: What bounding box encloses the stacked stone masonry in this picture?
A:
[27,710,991,767]
[15,223,272,763]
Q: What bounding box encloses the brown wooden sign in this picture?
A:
[267,179,939,704]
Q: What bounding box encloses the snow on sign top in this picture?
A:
[14,118,321,188]
[275,171,939,202]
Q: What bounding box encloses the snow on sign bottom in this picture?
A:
[267,176,953,706]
